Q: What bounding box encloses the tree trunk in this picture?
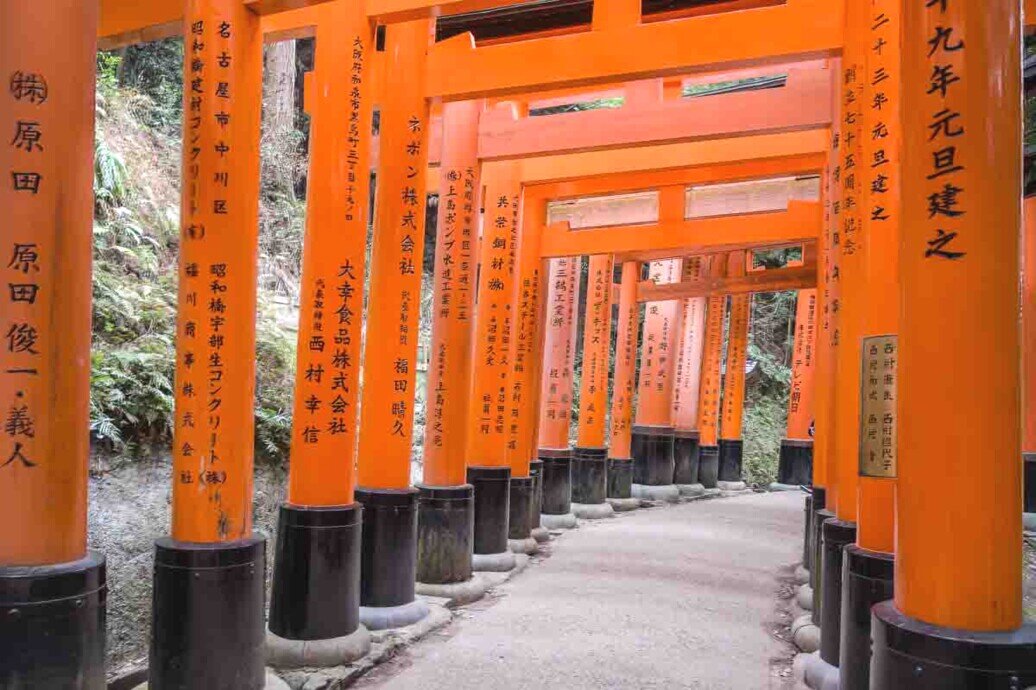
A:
[263,40,296,139]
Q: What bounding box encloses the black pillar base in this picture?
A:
[572,446,608,504]
[819,518,857,666]
[468,466,511,555]
[269,503,362,641]
[539,448,572,515]
[802,494,813,566]
[871,600,1036,689]
[416,484,473,585]
[355,488,418,608]
[718,438,744,483]
[632,425,676,485]
[529,460,544,526]
[698,445,720,488]
[1025,452,1036,514]
[149,536,266,689]
[811,507,834,625]
[778,439,814,486]
[607,457,633,499]
[0,552,106,689]
[673,429,701,485]
[508,476,536,539]
[839,544,894,690]
[807,487,827,573]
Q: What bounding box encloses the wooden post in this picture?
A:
[777,287,817,487]
[672,257,708,494]
[631,259,681,495]
[0,1,105,685]
[354,18,432,627]
[607,260,641,503]
[1025,196,1036,519]
[696,256,727,490]
[871,1,1036,685]
[151,2,266,686]
[416,99,483,587]
[267,0,373,650]
[572,253,613,513]
[718,251,750,487]
[537,256,580,523]
[468,162,521,562]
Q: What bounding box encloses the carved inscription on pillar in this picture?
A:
[859,335,897,478]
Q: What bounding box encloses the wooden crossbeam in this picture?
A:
[637,262,817,301]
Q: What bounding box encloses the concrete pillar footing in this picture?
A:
[769,482,804,492]
[796,584,814,611]
[540,513,578,529]
[416,575,491,607]
[135,671,289,690]
[800,651,840,690]
[359,600,431,631]
[677,483,705,498]
[265,626,371,669]
[794,565,810,584]
[717,480,747,492]
[530,526,551,542]
[631,483,681,502]
[791,614,821,653]
[607,497,641,512]
[508,537,539,554]
[571,502,615,519]
[1024,512,1036,533]
[472,550,517,572]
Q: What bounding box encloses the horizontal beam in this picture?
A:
[425,0,842,100]
[637,262,817,300]
[478,66,831,161]
[539,200,821,258]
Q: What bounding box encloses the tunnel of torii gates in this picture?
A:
[3,0,1036,688]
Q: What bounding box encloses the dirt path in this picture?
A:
[357,491,804,690]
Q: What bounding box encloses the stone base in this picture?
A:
[607,497,641,512]
[798,651,840,690]
[794,565,810,585]
[136,670,288,690]
[717,480,747,492]
[359,600,430,632]
[791,614,821,653]
[631,483,681,502]
[540,512,578,530]
[531,526,551,543]
[770,482,803,492]
[508,537,539,554]
[1025,511,1036,532]
[472,550,517,572]
[796,584,814,611]
[702,488,722,497]
[416,575,491,607]
[677,483,705,498]
[266,626,371,669]
[571,502,615,519]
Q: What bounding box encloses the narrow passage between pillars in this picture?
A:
[0,1,105,686]
[354,18,432,632]
[606,260,640,509]
[775,285,816,489]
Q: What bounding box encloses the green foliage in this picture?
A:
[116,39,185,131]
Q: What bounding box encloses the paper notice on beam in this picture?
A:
[858,335,897,479]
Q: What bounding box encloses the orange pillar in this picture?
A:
[1025,197,1036,517]
[632,259,681,493]
[268,0,374,646]
[607,260,640,503]
[153,2,267,685]
[572,253,614,511]
[354,18,432,622]
[777,287,817,486]
[537,256,580,521]
[0,0,105,684]
[416,100,483,587]
[872,4,1036,685]
[696,257,727,489]
[467,162,520,559]
[672,257,708,492]
[718,251,750,486]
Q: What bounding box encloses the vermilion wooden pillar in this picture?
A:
[0,1,105,685]
[871,2,1036,685]
[354,18,432,629]
[537,256,580,526]
[631,259,682,498]
[467,163,521,566]
[671,257,708,496]
[776,287,817,487]
[696,256,727,490]
[267,0,373,656]
[839,1,897,685]
[150,3,266,687]
[1025,196,1036,521]
[607,260,641,503]
[416,100,483,588]
[718,251,750,488]
[572,254,614,515]
[818,0,865,669]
